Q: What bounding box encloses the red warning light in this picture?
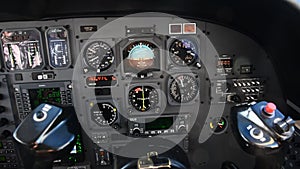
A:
[135,87,142,93]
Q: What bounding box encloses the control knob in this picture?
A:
[132,128,141,136]
[227,94,241,103]
[178,125,187,133]
[1,130,12,138]
[0,118,9,127]
[0,106,5,113]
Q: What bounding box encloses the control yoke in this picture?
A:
[13,103,80,169]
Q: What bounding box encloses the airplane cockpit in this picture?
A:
[0,0,300,169]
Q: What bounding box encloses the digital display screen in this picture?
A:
[217,58,232,68]
[46,27,71,68]
[1,29,44,71]
[28,88,61,110]
[86,75,117,87]
[145,117,173,130]
[0,156,6,163]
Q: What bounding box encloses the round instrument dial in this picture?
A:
[91,102,117,126]
[129,86,159,112]
[209,117,228,134]
[169,74,199,103]
[124,41,158,70]
[84,41,114,71]
[169,39,198,66]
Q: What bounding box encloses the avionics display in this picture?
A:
[0,29,44,71]
[28,88,61,110]
[128,114,189,136]
[46,27,71,69]
[13,82,72,120]
[217,58,232,68]
[86,75,117,87]
[216,55,233,75]
[122,40,161,74]
[145,117,173,130]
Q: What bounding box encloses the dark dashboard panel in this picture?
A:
[0,15,284,169]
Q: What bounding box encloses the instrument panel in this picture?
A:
[1,29,44,71]
[0,14,285,169]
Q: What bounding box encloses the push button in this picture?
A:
[263,102,276,117]
[250,127,264,140]
[264,102,276,115]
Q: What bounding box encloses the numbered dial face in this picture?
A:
[170,74,199,103]
[169,39,198,66]
[91,103,117,125]
[84,41,114,71]
[129,86,159,112]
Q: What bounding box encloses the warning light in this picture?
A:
[135,87,142,93]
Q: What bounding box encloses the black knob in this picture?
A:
[36,111,45,119]
[0,106,5,113]
[1,130,12,138]
[253,128,261,136]
[228,95,241,103]
[0,94,3,100]
[0,118,9,127]
[133,128,141,136]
